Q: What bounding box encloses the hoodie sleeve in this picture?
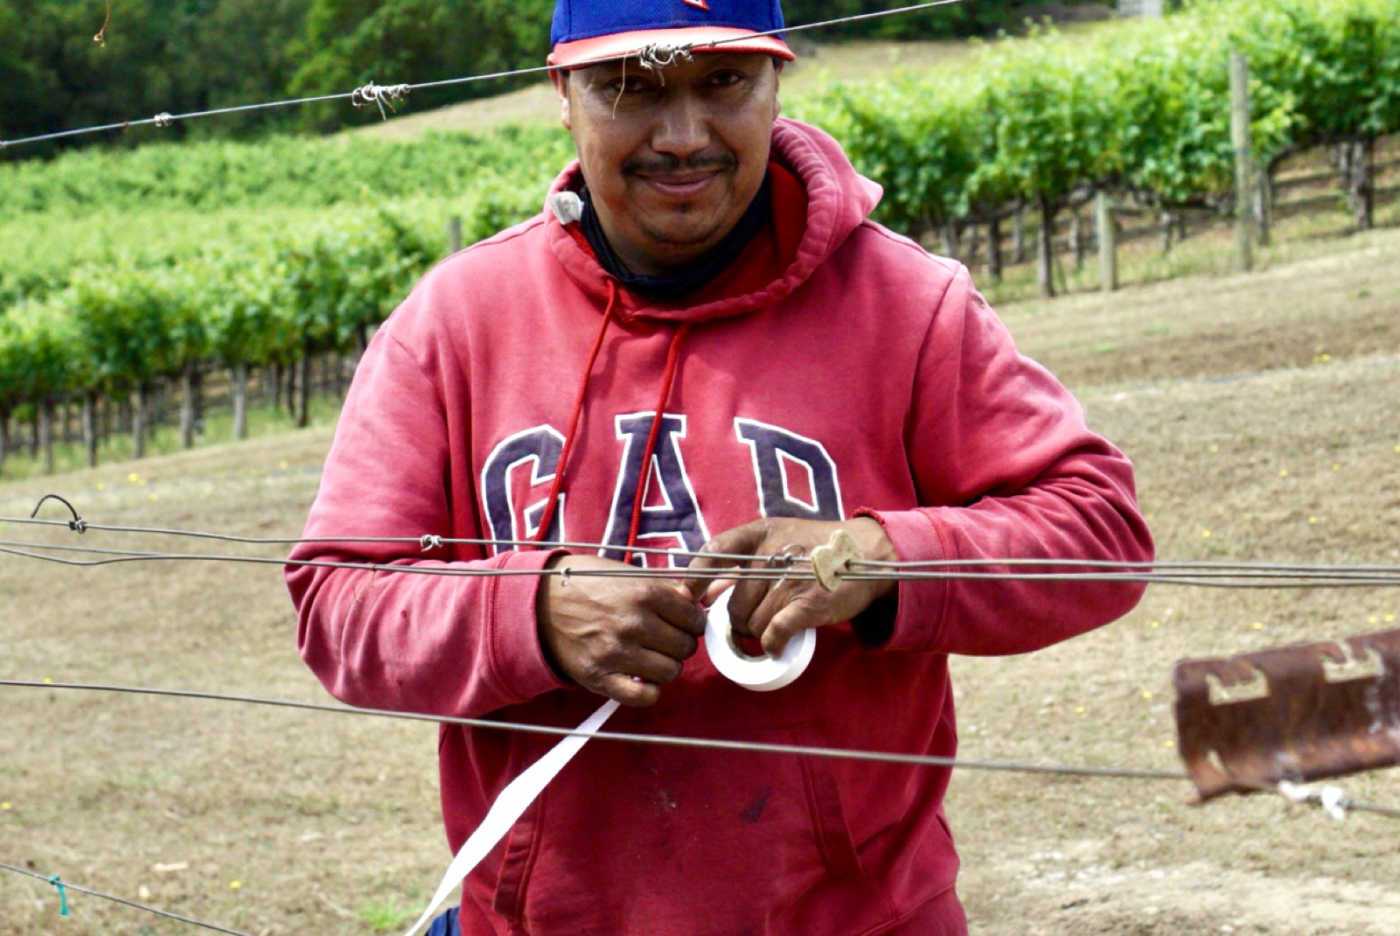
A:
[856,264,1154,656]
[284,327,568,718]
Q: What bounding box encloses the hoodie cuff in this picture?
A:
[487,548,572,703]
[854,507,952,652]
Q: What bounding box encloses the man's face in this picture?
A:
[555,53,781,276]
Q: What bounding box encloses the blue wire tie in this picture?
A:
[48,874,70,917]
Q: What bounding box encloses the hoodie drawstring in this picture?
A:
[622,322,692,565]
[533,280,617,545]
[532,278,692,565]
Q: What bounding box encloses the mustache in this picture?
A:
[624,152,737,175]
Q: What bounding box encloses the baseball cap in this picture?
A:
[548,0,796,70]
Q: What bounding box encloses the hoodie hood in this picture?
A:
[544,117,883,325]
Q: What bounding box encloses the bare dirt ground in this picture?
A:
[2,226,1399,933]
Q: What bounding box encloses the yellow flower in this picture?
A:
[1250,622,1264,631]
[1307,516,1319,525]
[1278,468,1289,478]
[42,677,53,685]
[1201,529,1213,539]
[1,802,11,811]
[229,881,242,892]
[128,472,143,485]
[1331,463,1340,472]
[1385,613,1396,624]
[96,482,107,491]
[1140,690,1154,701]
[1074,705,1086,716]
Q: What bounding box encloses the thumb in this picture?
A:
[685,521,769,599]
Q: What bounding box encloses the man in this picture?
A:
[286,1,1154,932]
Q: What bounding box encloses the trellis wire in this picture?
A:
[0,679,1184,780]
[0,861,250,936]
[6,498,1400,589]
[0,0,964,151]
[8,681,1400,820]
[4,533,1400,589]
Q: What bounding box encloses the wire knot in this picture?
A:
[153,112,174,128]
[351,83,411,120]
[419,534,444,552]
[637,43,693,71]
[48,875,71,918]
[30,494,86,534]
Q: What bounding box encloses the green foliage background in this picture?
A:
[1,0,1397,423]
[0,0,1084,150]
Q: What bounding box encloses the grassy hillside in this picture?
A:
[2,225,1398,933]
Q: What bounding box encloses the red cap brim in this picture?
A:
[548,26,795,70]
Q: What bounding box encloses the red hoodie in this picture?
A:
[287,118,1153,934]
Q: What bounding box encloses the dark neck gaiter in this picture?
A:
[578,175,772,301]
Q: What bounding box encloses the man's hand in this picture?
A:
[687,518,898,656]
[537,554,707,707]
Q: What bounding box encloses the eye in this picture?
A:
[606,75,653,95]
[706,69,746,88]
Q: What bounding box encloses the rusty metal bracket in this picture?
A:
[1173,627,1400,802]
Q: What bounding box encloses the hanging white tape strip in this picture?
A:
[401,587,815,936]
[399,697,620,936]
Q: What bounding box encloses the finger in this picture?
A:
[743,577,796,643]
[701,578,732,605]
[727,574,773,638]
[618,646,686,686]
[598,673,660,708]
[684,521,768,598]
[761,600,821,657]
[636,616,700,662]
[643,581,707,637]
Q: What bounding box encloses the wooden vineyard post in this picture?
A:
[180,362,197,449]
[1230,51,1255,272]
[231,362,249,440]
[1036,197,1056,298]
[987,216,1003,283]
[448,216,464,254]
[132,386,148,459]
[1096,191,1118,293]
[82,392,98,468]
[39,399,54,475]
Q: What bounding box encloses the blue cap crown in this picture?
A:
[551,0,786,46]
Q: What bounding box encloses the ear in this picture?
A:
[550,70,572,130]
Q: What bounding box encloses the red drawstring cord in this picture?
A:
[622,322,692,565]
[532,280,617,544]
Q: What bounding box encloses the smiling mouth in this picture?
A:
[634,170,724,198]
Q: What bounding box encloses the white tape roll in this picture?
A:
[704,587,817,692]
[402,588,817,935]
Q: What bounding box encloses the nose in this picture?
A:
[650,93,712,163]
